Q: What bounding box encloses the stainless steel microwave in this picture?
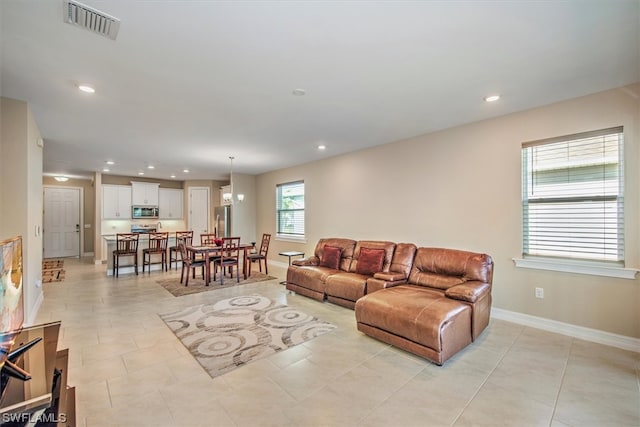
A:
[132,206,159,219]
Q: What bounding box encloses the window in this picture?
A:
[521,127,624,264]
[276,181,305,239]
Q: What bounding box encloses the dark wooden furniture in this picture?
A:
[179,243,207,286]
[212,237,241,285]
[142,232,169,273]
[112,233,139,277]
[248,233,271,276]
[169,231,193,270]
[188,243,254,284]
[200,233,218,245]
[199,233,221,265]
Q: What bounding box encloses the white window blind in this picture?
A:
[276,181,305,237]
[522,127,624,263]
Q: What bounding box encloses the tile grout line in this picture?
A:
[548,337,573,426]
[354,360,428,426]
[448,325,525,426]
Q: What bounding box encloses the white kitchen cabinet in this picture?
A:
[159,188,183,219]
[131,182,159,206]
[103,185,132,219]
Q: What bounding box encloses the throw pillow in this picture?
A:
[320,245,342,270]
[356,247,386,275]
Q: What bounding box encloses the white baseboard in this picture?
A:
[269,260,290,270]
[491,308,640,353]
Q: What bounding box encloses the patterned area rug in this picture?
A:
[156,272,277,297]
[159,295,336,378]
[42,259,65,283]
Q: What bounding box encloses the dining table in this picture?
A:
[186,243,255,284]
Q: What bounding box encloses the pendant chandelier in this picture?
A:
[222,156,244,204]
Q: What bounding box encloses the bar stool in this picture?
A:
[169,231,193,269]
[112,233,139,277]
[142,232,169,273]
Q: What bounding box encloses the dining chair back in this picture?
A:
[112,233,139,277]
[169,230,194,269]
[143,232,169,273]
[178,242,206,286]
[200,233,218,245]
[248,233,271,276]
[213,237,241,285]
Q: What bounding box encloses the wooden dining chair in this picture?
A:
[178,243,206,286]
[200,232,222,265]
[142,232,169,273]
[248,233,271,277]
[200,233,218,245]
[112,233,139,277]
[169,231,193,269]
[212,237,240,285]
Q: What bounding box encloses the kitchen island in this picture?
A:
[103,234,177,276]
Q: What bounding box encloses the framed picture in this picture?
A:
[0,236,24,370]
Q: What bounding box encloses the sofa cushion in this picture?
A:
[325,272,369,304]
[314,238,357,271]
[355,284,470,352]
[320,246,342,269]
[349,240,396,273]
[409,247,493,290]
[356,248,385,275]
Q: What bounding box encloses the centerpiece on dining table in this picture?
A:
[214,238,223,246]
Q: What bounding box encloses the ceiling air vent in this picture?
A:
[63,0,120,40]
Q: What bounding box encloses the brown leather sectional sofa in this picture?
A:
[286,238,494,365]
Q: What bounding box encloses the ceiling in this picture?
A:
[1,1,638,181]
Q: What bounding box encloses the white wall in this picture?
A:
[0,97,44,325]
[256,84,640,339]
[231,173,257,244]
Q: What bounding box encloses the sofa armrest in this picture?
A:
[292,256,319,267]
[366,276,407,294]
[445,281,491,303]
[373,272,407,281]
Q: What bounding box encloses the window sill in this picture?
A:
[512,257,638,280]
[275,235,307,244]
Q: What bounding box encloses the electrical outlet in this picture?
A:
[535,287,544,299]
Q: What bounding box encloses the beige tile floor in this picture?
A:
[34,257,639,427]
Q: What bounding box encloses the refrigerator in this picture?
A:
[214,205,232,237]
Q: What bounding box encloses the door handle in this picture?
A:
[76,224,80,232]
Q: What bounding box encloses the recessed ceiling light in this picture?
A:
[147,165,155,169]
[138,172,144,176]
[183,169,189,173]
[102,168,110,172]
[54,176,69,182]
[484,94,500,102]
[170,174,176,179]
[106,160,115,165]
[78,84,95,93]
[318,145,326,150]
[292,88,306,96]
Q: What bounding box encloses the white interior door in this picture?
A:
[44,187,80,258]
[188,187,210,244]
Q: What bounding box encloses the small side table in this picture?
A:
[278,251,305,285]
